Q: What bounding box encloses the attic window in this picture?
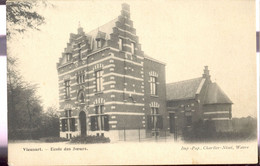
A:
[65,53,71,63]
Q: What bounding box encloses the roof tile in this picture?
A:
[166,77,203,101]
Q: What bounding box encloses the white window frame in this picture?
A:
[151,107,159,129]
[95,105,104,131]
[119,38,123,51]
[131,42,135,54]
[95,70,103,92]
[150,76,157,95]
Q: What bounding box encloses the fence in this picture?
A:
[118,128,177,142]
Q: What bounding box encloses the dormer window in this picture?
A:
[97,40,102,48]
[96,31,106,49]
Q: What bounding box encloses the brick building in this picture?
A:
[166,66,233,137]
[57,3,168,141]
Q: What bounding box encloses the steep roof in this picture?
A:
[144,54,166,65]
[87,18,117,40]
[204,83,232,104]
[166,77,204,101]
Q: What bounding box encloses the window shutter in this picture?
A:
[71,118,75,131]
[147,115,152,130]
[157,115,163,129]
[90,116,96,131]
[64,119,68,131]
[104,115,109,131]
[61,119,66,132]
[95,116,99,130]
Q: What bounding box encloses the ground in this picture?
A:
[8,139,257,165]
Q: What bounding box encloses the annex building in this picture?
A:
[57,3,168,141]
[167,66,233,137]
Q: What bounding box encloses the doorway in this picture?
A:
[79,111,86,136]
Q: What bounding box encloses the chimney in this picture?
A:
[121,3,130,19]
[202,66,211,80]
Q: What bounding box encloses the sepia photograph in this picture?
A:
[7,0,257,165]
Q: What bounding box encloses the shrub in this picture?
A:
[40,137,69,143]
[9,128,42,140]
[70,135,110,144]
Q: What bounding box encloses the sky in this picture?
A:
[7,0,257,118]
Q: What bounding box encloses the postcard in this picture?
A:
[7,0,258,165]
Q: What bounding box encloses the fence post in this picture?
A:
[138,127,140,142]
[124,127,126,141]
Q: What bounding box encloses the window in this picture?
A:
[78,43,82,60]
[185,111,192,126]
[97,40,101,48]
[62,110,75,132]
[65,110,71,118]
[78,49,82,59]
[96,105,104,130]
[95,70,103,92]
[61,119,67,132]
[77,73,85,84]
[91,105,109,131]
[148,107,163,130]
[65,110,71,117]
[119,38,123,51]
[150,76,157,95]
[131,42,135,54]
[65,80,70,99]
[186,116,192,126]
[70,118,76,132]
[65,53,71,63]
[151,107,159,129]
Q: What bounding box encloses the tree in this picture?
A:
[6,0,50,38]
[40,106,60,137]
[7,1,59,140]
[7,56,44,139]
